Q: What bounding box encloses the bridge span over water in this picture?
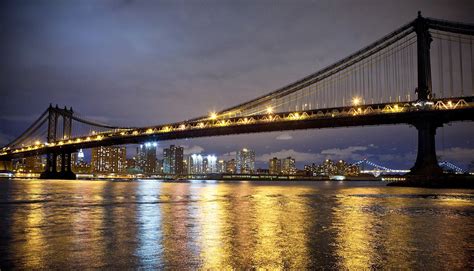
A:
[1,13,473,179]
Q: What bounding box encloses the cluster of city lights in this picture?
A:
[0,98,470,156]
[142,142,158,148]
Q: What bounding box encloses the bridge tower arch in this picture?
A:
[40,105,76,179]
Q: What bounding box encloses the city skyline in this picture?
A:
[1,1,473,170]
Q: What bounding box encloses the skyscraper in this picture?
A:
[217,160,226,173]
[282,157,296,175]
[91,146,126,173]
[163,145,184,175]
[226,159,237,173]
[236,148,255,174]
[188,154,217,174]
[136,142,157,174]
[269,157,282,175]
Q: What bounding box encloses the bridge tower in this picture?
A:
[410,12,442,176]
[40,105,76,179]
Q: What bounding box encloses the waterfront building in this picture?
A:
[136,142,157,174]
[156,159,164,174]
[236,148,255,174]
[226,159,237,173]
[21,155,44,172]
[305,159,360,176]
[282,157,296,175]
[269,157,282,175]
[91,146,126,173]
[163,145,184,175]
[188,154,203,174]
[206,155,217,173]
[188,154,217,174]
[217,160,226,173]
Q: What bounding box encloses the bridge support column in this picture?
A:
[410,120,443,176]
[41,152,76,179]
[60,152,76,180]
[40,153,59,179]
[0,160,13,171]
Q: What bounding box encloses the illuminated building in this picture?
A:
[226,159,236,173]
[156,159,164,174]
[188,154,203,174]
[77,149,85,164]
[236,148,255,174]
[206,155,217,173]
[188,154,217,174]
[163,145,184,175]
[269,157,282,175]
[136,142,157,174]
[305,159,360,176]
[91,146,126,173]
[217,160,226,173]
[23,156,44,172]
[282,157,296,175]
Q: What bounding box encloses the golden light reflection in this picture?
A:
[252,186,310,269]
[10,182,46,269]
[195,184,232,269]
[333,188,377,269]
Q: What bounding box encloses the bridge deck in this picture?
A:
[1,97,473,160]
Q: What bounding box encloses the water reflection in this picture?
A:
[0,180,472,269]
[136,181,162,269]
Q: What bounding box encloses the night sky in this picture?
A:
[1,0,473,169]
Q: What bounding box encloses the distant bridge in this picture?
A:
[354,159,466,176]
[1,12,473,179]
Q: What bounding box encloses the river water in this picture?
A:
[0,179,472,270]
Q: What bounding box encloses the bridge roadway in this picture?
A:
[1,97,473,160]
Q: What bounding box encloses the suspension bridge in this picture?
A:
[354,159,466,176]
[0,12,473,179]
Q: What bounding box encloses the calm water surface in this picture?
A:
[0,179,473,270]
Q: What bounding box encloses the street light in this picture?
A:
[209,112,217,120]
[266,106,273,114]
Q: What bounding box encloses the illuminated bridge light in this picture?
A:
[352,97,361,106]
[96,135,103,140]
[209,112,217,120]
[34,140,41,145]
[266,106,273,114]
[132,130,139,135]
[146,128,154,134]
[197,122,204,128]
[179,124,186,130]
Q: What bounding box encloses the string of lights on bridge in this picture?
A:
[0,98,470,157]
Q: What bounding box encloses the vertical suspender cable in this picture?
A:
[448,37,454,97]
[438,37,444,97]
[384,53,389,102]
[471,38,474,95]
[458,35,464,96]
[394,47,399,101]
